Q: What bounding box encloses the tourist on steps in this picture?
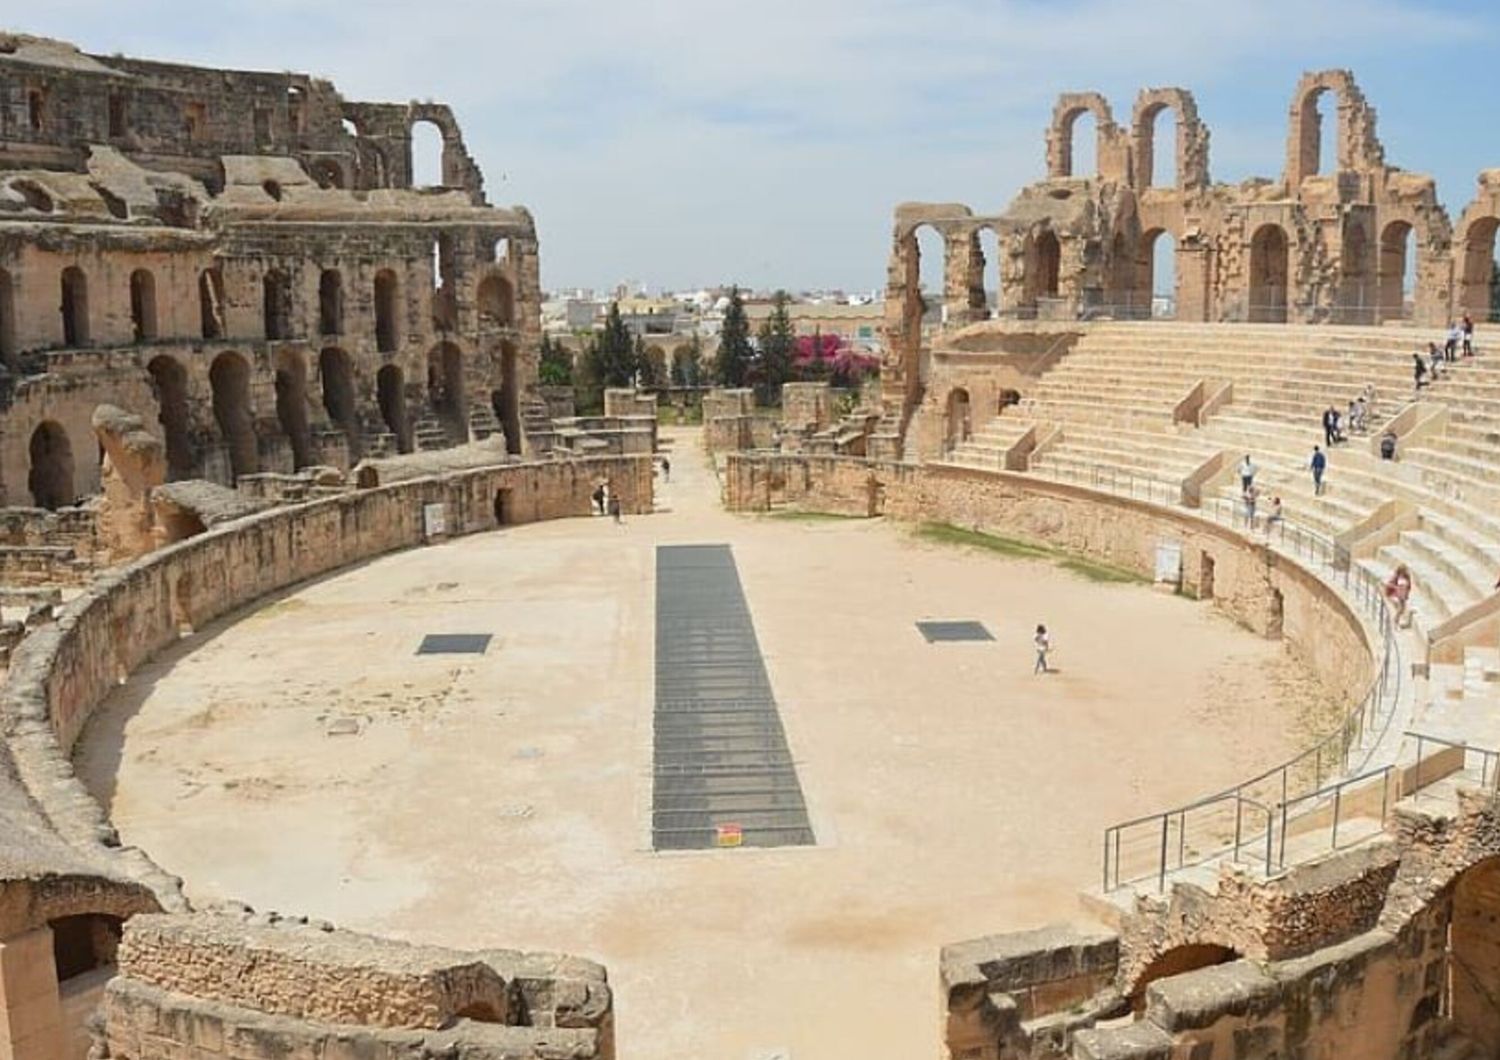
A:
[1310,445,1327,496]
[1239,454,1257,493]
[1242,482,1259,527]
[1445,322,1461,362]
[1264,496,1284,536]
[1033,624,1051,675]
[1413,350,1429,391]
[1322,405,1342,446]
[1463,313,1476,357]
[1385,565,1413,629]
[1380,430,1398,461]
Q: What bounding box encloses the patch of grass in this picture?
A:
[915,522,1150,586]
[764,509,865,523]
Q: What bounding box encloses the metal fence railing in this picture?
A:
[1406,731,1500,802]
[1012,461,1403,892]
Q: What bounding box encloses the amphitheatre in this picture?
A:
[5,27,1500,1060]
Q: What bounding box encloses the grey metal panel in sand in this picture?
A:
[416,633,493,655]
[915,620,994,643]
[652,544,814,851]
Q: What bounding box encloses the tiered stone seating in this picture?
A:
[942,321,1500,641]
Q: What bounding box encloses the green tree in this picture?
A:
[756,290,796,398]
[538,333,573,386]
[715,287,753,387]
[591,302,636,387]
[633,335,657,387]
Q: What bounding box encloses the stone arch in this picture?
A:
[1249,224,1290,323]
[374,268,400,353]
[1377,219,1416,322]
[60,265,89,346]
[966,224,1003,320]
[1131,88,1208,190]
[1448,855,1500,1052]
[0,265,14,369]
[198,266,225,340]
[1106,229,1139,314]
[1457,213,1500,322]
[262,267,292,340]
[27,420,74,510]
[1285,69,1385,186]
[274,348,313,469]
[377,363,412,452]
[1024,229,1061,308]
[427,341,467,436]
[318,347,360,460]
[944,387,972,449]
[1126,943,1240,1012]
[209,351,258,482]
[409,118,446,188]
[319,268,344,336]
[1339,216,1376,324]
[1047,92,1115,179]
[477,273,515,328]
[129,268,158,342]
[1137,228,1178,318]
[147,354,195,480]
[495,340,522,455]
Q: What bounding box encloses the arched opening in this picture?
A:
[319,269,344,336]
[1341,219,1374,323]
[1297,88,1339,180]
[1249,224,1290,323]
[28,421,74,510]
[431,235,457,331]
[454,1001,503,1024]
[945,388,972,450]
[492,488,513,527]
[410,119,445,188]
[914,225,945,331]
[129,268,158,342]
[426,341,466,438]
[310,159,344,190]
[1448,856,1500,1052]
[1025,230,1061,309]
[998,388,1022,411]
[50,914,123,982]
[1459,216,1500,323]
[496,341,521,454]
[262,267,292,340]
[60,266,89,346]
[1144,104,1176,188]
[1138,229,1178,319]
[0,267,15,369]
[376,363,412,453]
[975,227,1002,319]
[318,347,360,460]
[209,351,258,482]
[1106,231,1138,316]
[147,354,195,480]
[1128,944,1239,1012]
[374,269,400,353]
[493,237,511,263]
[477,274,515,327]
[273,349,312,469]
[1065,109,1098,178]
[1378,221,1416,323]
[198,267,225,340]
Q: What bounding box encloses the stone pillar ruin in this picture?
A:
[0,926,66,1060]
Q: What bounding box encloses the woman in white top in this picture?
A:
[1033,624,1051,675]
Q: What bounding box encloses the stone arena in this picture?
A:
[4,26,1500,1060]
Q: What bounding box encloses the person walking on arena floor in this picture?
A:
[608,492,623,525]
[1310,445,1327,496]
[1033,624,1051,675]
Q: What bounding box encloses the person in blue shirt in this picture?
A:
[1310,445,1327,496]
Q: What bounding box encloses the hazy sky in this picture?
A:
[19,0,1500,292]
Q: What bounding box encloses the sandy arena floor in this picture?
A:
[78,428,1334,1060]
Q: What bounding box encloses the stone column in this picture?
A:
[0,927,65,1060]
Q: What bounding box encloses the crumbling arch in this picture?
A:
[147,354,195,480]
[0,266,14,369]
[273,348,312,470]
[1106,230,1138,315]
[1131,88,1208,190]
[1048,92,1115,179]
[427,341,467,437]
[1024,229,1062,309]
[198,266,225,340]
[318,347,360,460]
[262,267,292,340]
[1339,217,1376,323]
[209,351,258,482]
[319,269,344,336]
[376,363,412,453]
[1457,214,1499,322]
[1377,220,1416,322]
[27,420,74,510]
[477,273,515,327]
[944,387,972,450]
[129,268,158,342]
[1285,70,1385,186]
[60,266,89,346]
[409,118,445,188]
[1249,223,1290,323]
[965,225,1002,320]
[1137,228,1178,318]
[1448,856,1500,1051]
[374,268,400,353]
[1126,943,1240,1012]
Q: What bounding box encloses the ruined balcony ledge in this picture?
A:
[941,924,1118,994]
[1142,959,1278,1032]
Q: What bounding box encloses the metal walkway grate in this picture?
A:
[652,545,814,851]
[416,633,493,655]
[915,620,994,643]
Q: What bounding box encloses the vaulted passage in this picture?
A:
[148,354,195,479]
[319,347,360,461]
[377,363,412,453]
[652,544,814,851]
[210,352,258,482]
[28,420,74,510]
[274,350,312,469]
[61,266,89,346]
[1249,224,1290,323]
[129,268,158,341]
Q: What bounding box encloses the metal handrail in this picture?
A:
[1406,730,1500,801]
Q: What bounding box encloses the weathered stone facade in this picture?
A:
[0,33,544,511]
